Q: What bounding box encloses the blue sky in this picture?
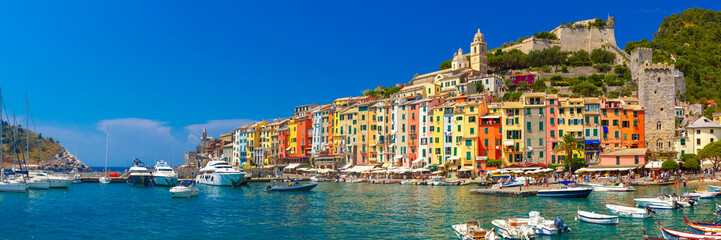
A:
[0,1,718,167]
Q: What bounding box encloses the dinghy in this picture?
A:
[577,210,619,225]
[658,221,721,240]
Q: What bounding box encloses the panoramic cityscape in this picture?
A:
[2,1,721,239]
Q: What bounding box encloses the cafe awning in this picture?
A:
[448,156,461,161]
[459,167,474,172]
[393,155,403,160]
[381,162,391,168]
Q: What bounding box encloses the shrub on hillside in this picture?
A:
[590,49,616,64]
[594,63,612,72]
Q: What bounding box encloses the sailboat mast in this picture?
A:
[0,87,3,175]
[105,126,108,174]
[12,114,16,169]
[25,93,29,176]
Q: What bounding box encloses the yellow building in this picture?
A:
[556,97,585,161]
[245,120,268,163]
[431,102,446,165]
[501,101,524,165]
[394,82,442,98]
[453,102,486,169]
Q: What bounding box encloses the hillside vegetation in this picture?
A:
[1,120,64,165]
[625,8,721,104]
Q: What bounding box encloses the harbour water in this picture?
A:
[0,182,717,239]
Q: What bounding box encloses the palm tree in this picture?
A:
[555,133,579,173]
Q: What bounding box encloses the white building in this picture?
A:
[675,117,721,156]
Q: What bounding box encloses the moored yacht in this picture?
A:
[152,160,178,186]
[127,158,152,186]
[195,160,246,187]
[0,179,26,192]
[32,172,73,188]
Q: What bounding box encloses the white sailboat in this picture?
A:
[99,126,111,184]
[0,89,27,193]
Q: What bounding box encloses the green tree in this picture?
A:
[382,86,401,98]
[590,49,616,64]
[439,60,452,70]
[530,78,547,92]
[570,82,601,97]
[698,141,721,170]
[533,31,558,40]
[607,91,620,98]
[681,154,699,169]
[594,63,612,72]
[555,134,580,173]
[567,50,591,66]
[662,159,680,170]
[475,82,484,93]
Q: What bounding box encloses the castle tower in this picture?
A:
[451,48,469,70]
[202,127,207,139]
[630,48,653,81]
[470,29,488,72]
[637,61,680,152]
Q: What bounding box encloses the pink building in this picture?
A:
[597,148,648,167]
[545,95,560,165]
[510,74,535,85]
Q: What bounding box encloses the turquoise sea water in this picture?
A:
[0,182,718,239]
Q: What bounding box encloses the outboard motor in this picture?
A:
[688,199,696,207]
[672,200,682,209]
[554,217,570,233]
[644,205,656,215]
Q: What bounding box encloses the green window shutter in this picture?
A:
[539,122,543,131]
[465,140,472,146]
[539,151,544,158]
[634,156,638,164]
[484,139,489,146]
[614,131,619,138]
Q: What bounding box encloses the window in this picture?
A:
[550,118,555,124]
[657,122,662,131]
[527,152,531,159]
[484,139,489,146]
[633,121,638,127]
[539,122,544,130]
[539,138,543,146]
[457,125,461,131]
[614,109,619,115]
[681,139,686,146]
[586,129,590,137]
[593,129,598,136]
[616,156,620,165]
[634,156,639,164]
[527,139,531,146]
[465,140,472,146]
[550,130,555,137]
[550,108,555,114]
[484,128,488,134]
[539,108,544,115]
[614,131,619,138]
[527,122,532,131]
[552,155,556,164]
[539,151,544,158]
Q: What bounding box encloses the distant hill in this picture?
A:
[1,120,87,171]
[625,8,721,104]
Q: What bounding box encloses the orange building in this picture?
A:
[620,105,645,148]
[478,115,502,171]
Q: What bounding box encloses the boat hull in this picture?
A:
[660,221,721,240]
[47,178,73,188]
[0,182,27,192]
[577,211,619,225]
[127,175,152,186]
[98,177,112,184]
[153,176,178,186]
[170,186,199,198]
[634,199,676,209]
[538,188,592,198]
[268,183,318,191]
[196,173,245,186]
[28,181,50,190]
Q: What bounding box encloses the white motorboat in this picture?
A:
[170,180,199,198]
[309,176,325,182]
[152,160,178,186]
[491,176,534,189]
[606,204,654,218]
[127,158,152,186]
[32,173,73,188]
[538,181,593,198]
[523,211,570,236]
[452,220,496,240]
[0,180,27,192]
[491,218,535,239]
[195,159,246,186]
[577,210,619,225]
[585,183,635,192]
[684,192,716,199]
[27,174,50,190]
[350,179,365,183]
[634,197,679,209]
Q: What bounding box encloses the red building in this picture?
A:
[478,115,502,171]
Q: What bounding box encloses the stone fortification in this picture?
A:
[636,59,685,152]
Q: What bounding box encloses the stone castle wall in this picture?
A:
[638,62,679,152]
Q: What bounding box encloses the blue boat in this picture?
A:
[537,181,593,198]
[267,182,318,191]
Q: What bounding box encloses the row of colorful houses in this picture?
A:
[221,91,647,174]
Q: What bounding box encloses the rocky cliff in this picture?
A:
[39,148,88,171]
[1,121,89,171]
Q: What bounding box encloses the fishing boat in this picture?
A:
[195,157,246,187]
[490,218,535,239]
[606,204,654,218]
[658,221,721,240]
[169,180,199,198]
[99,126,111,184]
[577,210,619,225]
[683,216,721,234]
[152,160,178,186]
[537,181,593,198]
[127,158,152,186]
[585,183,635,192]
[266,181,317,191]
[451,220,497,240]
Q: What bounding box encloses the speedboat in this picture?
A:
[152,160,178,186]
[658,221,721,240]
[634,197,679,209]
[606,204,654,218]
[451,220,497,240]
[577,210,619,225]
[537,181,592,198]
[70,168,82,184]
[267,181,317,191]
[195,160,246,186]
[491,218,535,239]
[523,211,570,236]
[695,189,721,197]
[585,183,635,192]
[127,158,152,186]
[491,176,534,189]
[33,172,73,188]
[169,180,199,198]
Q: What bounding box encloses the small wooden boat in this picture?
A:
[491,218,535,239]
[169,180,199,198]
[451,220,497,240]
[267,182,318,191]
[577,210,619,225]
[658,221,721,239]
[606,204,654,219]
[684,216,721,234]
[642,230,667,240]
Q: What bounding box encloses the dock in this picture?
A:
[80,177,310,183]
